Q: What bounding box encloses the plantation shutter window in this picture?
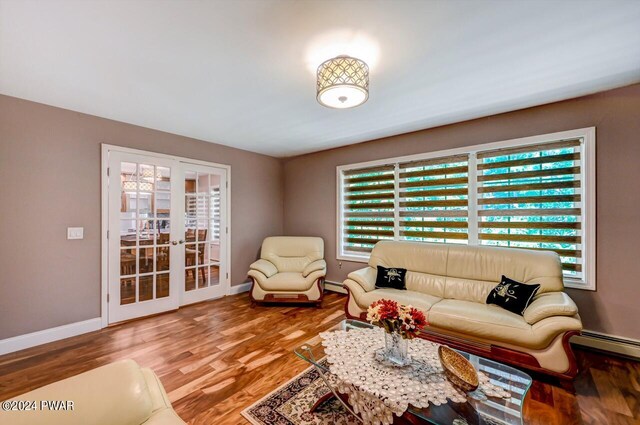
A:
[398,154,470,244]
[337,128,594,289]
[476,139,584,278]
[342,164,396,256]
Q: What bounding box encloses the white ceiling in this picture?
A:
[1,0,639,157]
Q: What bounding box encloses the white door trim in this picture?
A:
[100,144,232,327]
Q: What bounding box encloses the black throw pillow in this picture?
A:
[486,275,540,316]
[375,266,407,290]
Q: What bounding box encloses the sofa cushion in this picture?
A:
[368,241,565,295]
[486,276,540,316]
[261,236,324,273]
[429,299,531,344]
[405,271,446,298]
[427,299,581,349]
[257,272,317,291]
[350,286,441,313]
[369,241,448,276]
[375,266,407,290]
[442,276,496,303]
[446,244,563,294]
[429,298,583,349]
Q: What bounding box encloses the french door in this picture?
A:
[180,163,228,305]
[106,149,229,324]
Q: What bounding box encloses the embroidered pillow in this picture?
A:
[486,275,540,316]
[375,266,407,290]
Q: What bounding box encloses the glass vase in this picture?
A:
[384,331,410,366]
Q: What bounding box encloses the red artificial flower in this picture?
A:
[410,307,428,328]
[370,299,399,321]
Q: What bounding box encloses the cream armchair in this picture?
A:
[249,236,326,305]
[0,360,184,425]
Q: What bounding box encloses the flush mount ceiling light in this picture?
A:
[316,55,369,109]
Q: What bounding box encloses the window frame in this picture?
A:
[336,127,596,291]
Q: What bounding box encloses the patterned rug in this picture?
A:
[241,359,359,425]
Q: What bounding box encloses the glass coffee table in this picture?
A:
[295,320,532,425]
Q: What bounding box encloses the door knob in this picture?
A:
[171,240,178,245]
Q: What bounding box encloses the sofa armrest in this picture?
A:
[303,259,326,277]
[249,259,278,278]
[347,267,377,292]
[523,292,579,325]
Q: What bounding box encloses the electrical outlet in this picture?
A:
[338,261,342,269]
[67,227,84,240]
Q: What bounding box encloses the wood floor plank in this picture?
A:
[590,368,634,417]
[0,291,639,425]
[168,368,221,402]
[179,351,222,374]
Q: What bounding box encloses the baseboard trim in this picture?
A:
[229,281,252,295]
[324,280,347,294]
[572,330,640,359]
[0,318,102,356]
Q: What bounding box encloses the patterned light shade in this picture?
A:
[122,181,153,192]
[141,167,162,181]
[316,55,369,109]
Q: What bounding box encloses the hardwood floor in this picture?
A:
[0,292,638,425]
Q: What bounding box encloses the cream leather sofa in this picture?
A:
[344,241,583,379]
[249,236,326,305]
[0,359,184,425]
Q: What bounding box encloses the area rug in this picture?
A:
[241,358,359,425]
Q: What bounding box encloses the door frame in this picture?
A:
[100,144,232,328]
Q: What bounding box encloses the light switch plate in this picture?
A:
[67,227,84,240]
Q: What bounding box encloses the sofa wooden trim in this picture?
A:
[344,286,580,382]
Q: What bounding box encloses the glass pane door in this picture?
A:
[108,152,179,323]
[181,163,227,305]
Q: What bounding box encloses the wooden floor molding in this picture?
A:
[0,292,638,424]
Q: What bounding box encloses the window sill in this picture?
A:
[563,278,596,291]
[337,254,369,264]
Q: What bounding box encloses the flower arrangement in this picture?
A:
[366,299,428,339]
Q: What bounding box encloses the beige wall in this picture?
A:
[2,84,639,342]
[0,95,283,339]
[283,83,640,340]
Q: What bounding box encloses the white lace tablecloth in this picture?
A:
[320,327,511,425]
